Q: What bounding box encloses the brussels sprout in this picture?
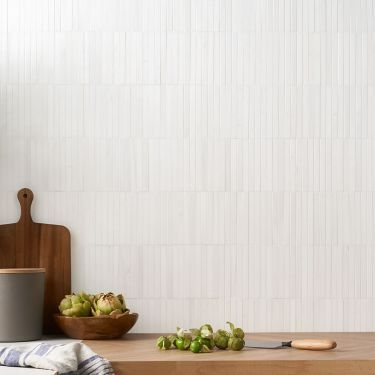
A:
[200,324,213,332]
[156,336,171,350]
[168,335,177,348]
[182,337,192,350]
[200,343,212,353]
[176,327,192,339]
[200,324,213,338]
[175,337,184,350]
[228,337,245,351]
[226,321,245,339]
[190,340,202,353]
[175,327,193,350]
[92,293,124,316]
[196,336,214,350]
[176,327,184,338]
[58,293,91,317]
[214,329,230,349]
[190,328,201,338]
[175,337,192,350]
[233,328,244,339]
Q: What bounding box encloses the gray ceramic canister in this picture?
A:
[0,268,45,342]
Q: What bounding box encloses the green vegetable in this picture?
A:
[58,291,130,318]
[116,294,130,313]
[200,343,211,353]
[200,324,213,331]
[190,328,201,337]
[168,335,177,348]
[175,338,184,350]
[155,322,245,353]
[200,324,213,338]
[176,327,184,338]
[176,327,192,338]
[214,329,230,349]
[190,340,202,353]
[196,336,214,350]
[176,337,191,350]
[156,336,171,350]
[92,293,125,316]
[58,293,91,317]
[226,321,245,339]
[228,337,245,351]
[175,327,192,350]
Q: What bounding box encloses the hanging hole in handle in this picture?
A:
[23,193,27,198]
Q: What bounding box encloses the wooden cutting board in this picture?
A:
[0,188,71,333]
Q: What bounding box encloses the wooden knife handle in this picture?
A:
[291,339,337,351]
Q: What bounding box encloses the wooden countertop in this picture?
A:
[84,332,375,375]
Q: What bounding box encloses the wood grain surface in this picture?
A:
[85,333,375,375]
[54,312,138,340]
[0,188,71,333]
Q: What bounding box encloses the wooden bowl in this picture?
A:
[54,312,138,340]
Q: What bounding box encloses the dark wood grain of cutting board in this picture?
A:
[0,188,71,333]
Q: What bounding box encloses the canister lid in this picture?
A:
[0,268,46,274]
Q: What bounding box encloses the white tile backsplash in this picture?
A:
[1,0,375,332]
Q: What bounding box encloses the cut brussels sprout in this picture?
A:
[156,336,171,350]
[200,324,214,338]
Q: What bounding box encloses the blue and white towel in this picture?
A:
[0,342,114,374]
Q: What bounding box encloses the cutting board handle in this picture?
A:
[17,188,34,223]
[291,339,337,350]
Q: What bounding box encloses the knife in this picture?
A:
[245,339,337,351]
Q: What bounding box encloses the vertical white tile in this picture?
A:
[1,0,374,333]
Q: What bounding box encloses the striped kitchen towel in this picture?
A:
[0,342,114,374]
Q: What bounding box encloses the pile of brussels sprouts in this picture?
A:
[156,322,245,353]
[58,292,129,317]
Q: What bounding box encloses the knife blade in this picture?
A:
[245,339,292,349]
[245,339,337,351]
